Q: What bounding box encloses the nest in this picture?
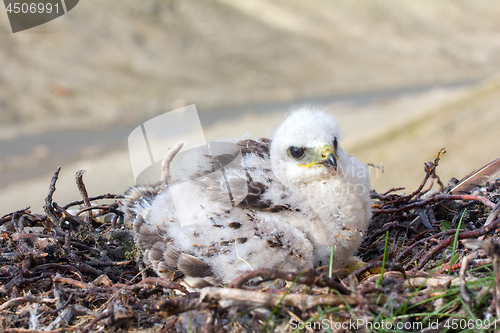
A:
[2,149,500,332]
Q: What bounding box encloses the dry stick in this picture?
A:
[62,193,124,210]
[402,148,445,202]
[33,233,100,255]
[200,287,385,311]
[365,222,416,245]
[17,214,45,232]
[85,260,132,267]
[345,261,406,283]
[111,214,118,229]
[373,194,496,214]
[412,203,500,270]
[3,329,69,333]
[227,268,351,294]
[75,205,109,216]
[3,206,30,230]
[52,202,85,229]
[435,259,490,274]
[463,239,500,318]
[382,187,405,195]
[459,256,471,308]
[75,170,92,226]
[201,310,215,333]
[52,275,110,293]
[73,205,122,227]
[79,304,113,333]
[161,141,184,183]
[395,229,457,263]
[32,263,83,276]
[379,148,445,208]
[53,275,189,295]
[413,216,500,271]
[479,200,500,241]
[0,295,58,311]
[112,277,189,295]
[495,256,500,319]
[43,167,62,229]
[153,298,202,316]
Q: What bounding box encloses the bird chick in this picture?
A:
[123,108,372,287]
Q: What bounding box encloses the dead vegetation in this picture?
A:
[1,149,500,332]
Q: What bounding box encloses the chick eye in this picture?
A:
[288,146,305,159]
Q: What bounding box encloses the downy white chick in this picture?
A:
[123,108,372,287]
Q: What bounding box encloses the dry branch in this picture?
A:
[227,268,350,294]
[200,287,385,310]
[43,166,62,228]
[0,295,58,311]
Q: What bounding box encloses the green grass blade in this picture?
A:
[262,271,305,332]
[449,209,467,275]
[376,230,389,288]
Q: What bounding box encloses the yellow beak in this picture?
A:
[298,145,338,169]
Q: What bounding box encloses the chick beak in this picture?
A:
[298,144,338,169]
[321,153,337,169]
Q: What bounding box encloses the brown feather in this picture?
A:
[450,157,500,194]
[237,138,271,158]
[177,253,212,278]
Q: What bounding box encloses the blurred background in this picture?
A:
[1,0,500,215]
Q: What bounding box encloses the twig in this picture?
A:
[3,329,68,333]
[75,205,108,216]
[403,148,445,202]
[345,261,406,282]
[395,229,457,263]
[227,268,351,294]
[0,206,30,229]
[32,263,83,277]
[74,205,122,217]
[479,200,500,241]
[62,194,124,210]
[112,277,189,295]
[0,295,58,311]
[414,216,500,270]
[403,276,456,288]
[53,202,85,229]
[201,310,215,333]
[52,275,108,293]
[200,287,385,311]
[374,194,495,214]
[365,222,416,245]
[462,239,500,318]
[75,170,92,225]
[33,233,100,255]
[161,141,184,183]
[459,256,471,308]
[43,167,62,228]
[383,187,405,195]
[85,260,132,267]
[79,304,113,333]
[153,298,202,316]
